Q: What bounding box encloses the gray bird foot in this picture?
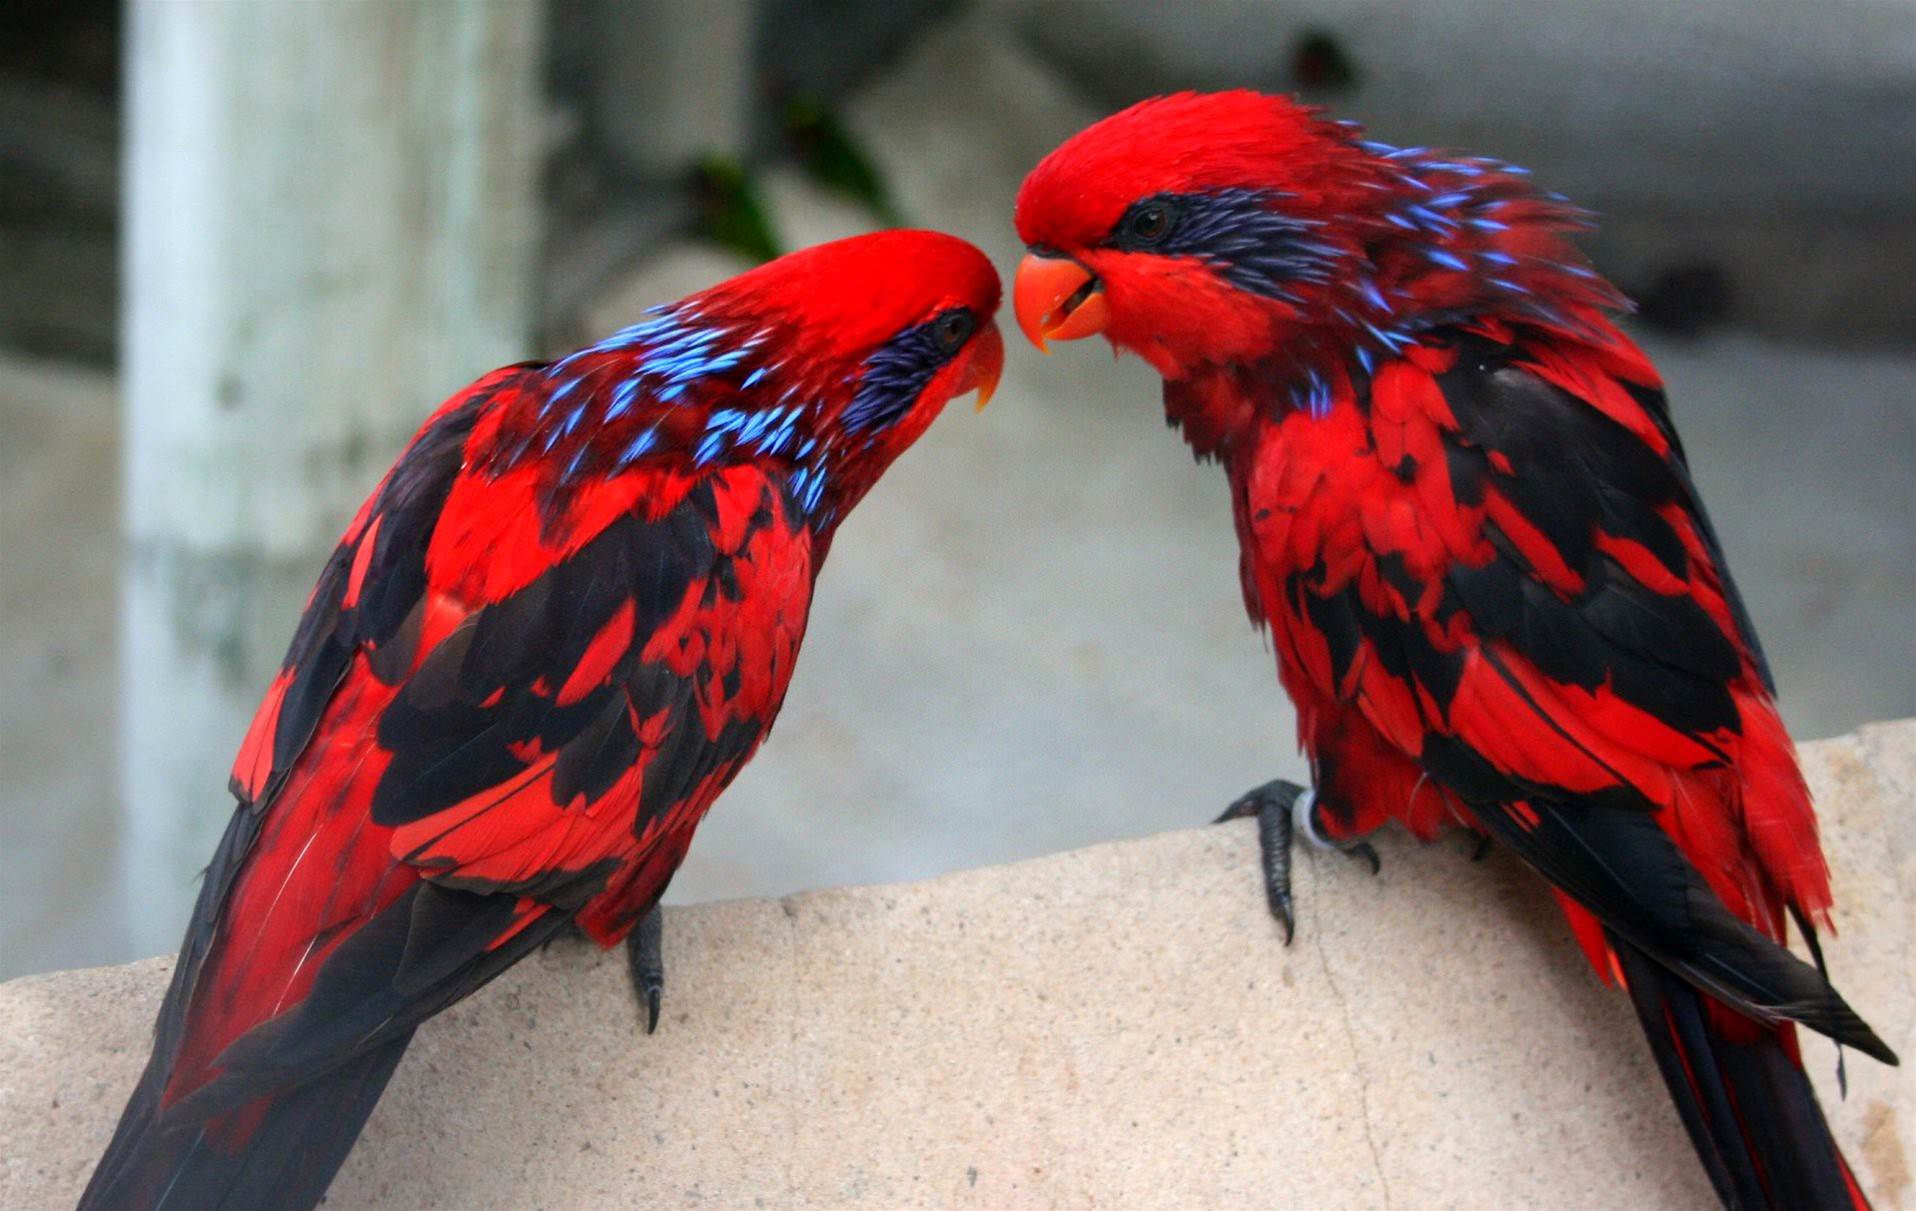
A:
[1214,779,1379,945]
[626,906,665,1035]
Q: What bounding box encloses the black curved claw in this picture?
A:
[626,906,666,1035]
[1215,779,1309,945]
[1345,841,1381,877]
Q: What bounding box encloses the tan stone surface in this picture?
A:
[3,722,1910,1210]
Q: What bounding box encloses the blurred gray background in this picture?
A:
[3,0,1912,980]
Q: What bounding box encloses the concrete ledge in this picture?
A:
[4,721,1911,1209]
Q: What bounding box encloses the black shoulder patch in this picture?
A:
[1429,337,1750,741]
[267,398,485,790]
[370,496,720,831]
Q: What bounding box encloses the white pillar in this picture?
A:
[120,0,542,954]
[592,0,754,175]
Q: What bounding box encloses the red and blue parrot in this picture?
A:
[1012,91,1895,1209]
[81,230,1003,1211]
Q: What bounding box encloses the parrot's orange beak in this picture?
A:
[956,320,1004,411]
[1014,253,1107,352]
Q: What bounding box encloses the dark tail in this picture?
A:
[1613,937,1870,1210]
[76,1029,414,1211]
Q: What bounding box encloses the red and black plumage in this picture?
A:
[82,230,1003,1211]
[1012,91,1895,1209]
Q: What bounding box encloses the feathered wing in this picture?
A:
[1242,324,1893,1208]
[82,371,815,1211]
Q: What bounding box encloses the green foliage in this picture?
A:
[693,155,782,264]
[783,94,905,228]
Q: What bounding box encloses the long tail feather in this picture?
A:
[1613,935,1867,1211]
[77,1030,414,1211]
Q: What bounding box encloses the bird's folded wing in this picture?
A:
[1257,332,1888,1060]
[149,377,812,1116]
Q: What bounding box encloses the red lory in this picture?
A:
[82,230,1003,1211]
[1012,90,1894,1209]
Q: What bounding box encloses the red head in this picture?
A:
[1013,91,1619,396]
[683,230,1004,510]
[482,230,1002,527]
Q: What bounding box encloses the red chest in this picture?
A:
[1232,374,1488,639]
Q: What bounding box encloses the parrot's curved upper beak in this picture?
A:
[956,320,1005,411]
[1014,252,1107,352]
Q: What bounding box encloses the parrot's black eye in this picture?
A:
[843,307,976,431]
[930,308,974,354]
[1120,199,1178,247]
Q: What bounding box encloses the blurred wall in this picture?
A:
[1002,0,1916,341]
[0,0,117,361]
